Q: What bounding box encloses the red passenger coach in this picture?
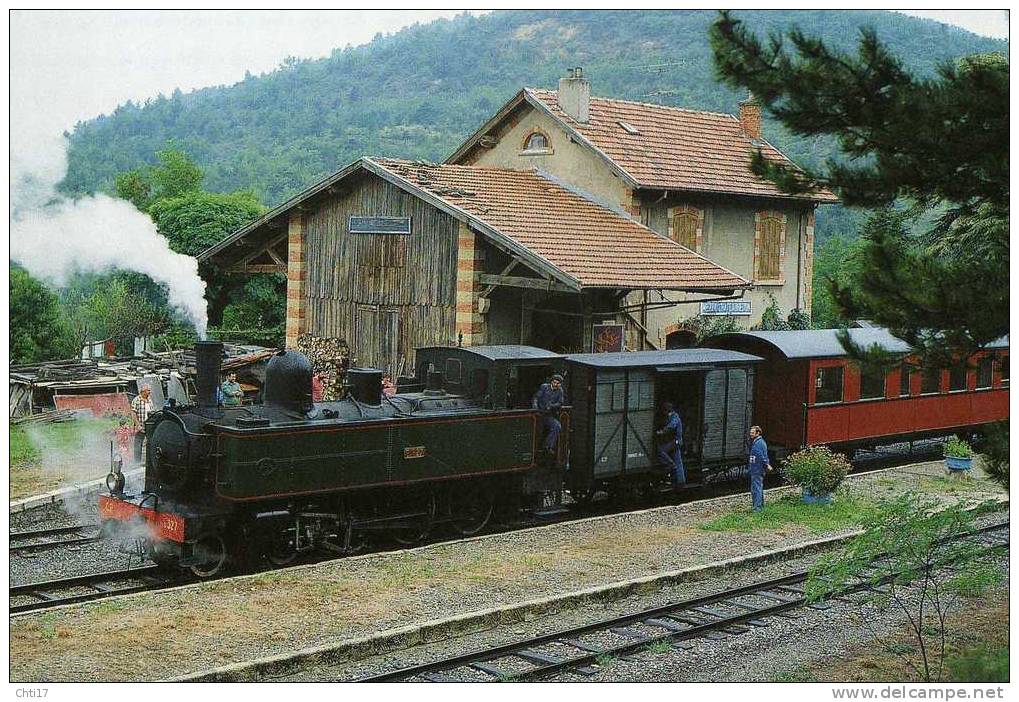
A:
[705,329,1009,457]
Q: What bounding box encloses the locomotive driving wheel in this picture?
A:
[190,533,228,578]
[448,485,494,536]
[391,491,437,546]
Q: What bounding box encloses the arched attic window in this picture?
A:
[521,131,551,153]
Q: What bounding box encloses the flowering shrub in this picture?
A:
[782,445,850,496]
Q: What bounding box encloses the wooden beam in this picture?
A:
[479,260,519,298]
[477,273,575,293]
[227,264,286,274]
[236,232,288,267]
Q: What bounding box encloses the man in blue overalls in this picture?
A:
[748,425,771,511]
[655,402,686,487]
[532,374,565,456]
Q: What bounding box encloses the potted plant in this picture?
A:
[781,445,850,504]
[943,436,974,472]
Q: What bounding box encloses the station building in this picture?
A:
[201,69,835,375]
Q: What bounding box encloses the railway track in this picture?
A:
[359,520,1009,682]
[10,566,185,615]
[5,446,962,618]
[10,524,101,555]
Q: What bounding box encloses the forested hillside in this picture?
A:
[63,10,1005,241]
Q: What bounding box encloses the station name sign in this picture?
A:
[349,215,412,235]
[700,300,752,316]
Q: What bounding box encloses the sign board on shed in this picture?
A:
[700,300,752,316]
[592,324,625,353]
[349,216,412,235]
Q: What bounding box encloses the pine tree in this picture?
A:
[709,12,1008,363]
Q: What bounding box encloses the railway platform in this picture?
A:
[9,459,1007,682]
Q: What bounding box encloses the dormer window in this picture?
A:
[618,121,640,135]
[521,131,552,154]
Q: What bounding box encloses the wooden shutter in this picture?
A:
[758,216,782,280]
[671,212,698,251]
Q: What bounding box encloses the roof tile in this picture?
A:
[527,88,838,202]
[373,158,749,291]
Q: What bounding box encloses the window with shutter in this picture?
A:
[757,215,783,281]
[671,211,699,250]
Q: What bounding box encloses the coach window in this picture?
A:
[899,364,913,397]
[814,366,844,404]
[920,367,941,395]
[444,358,462,385]
[948,364,968,392]
[859,365,886,400]
[1000,356,1009,387]
[976,357,994,389]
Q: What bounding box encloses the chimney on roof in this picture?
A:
[558,66,590,123]
[739,92,762,141]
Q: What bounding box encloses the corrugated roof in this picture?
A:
[372,158,748,291]
[566,348,762,368]
[707,329,1010,360]
[525,88,839,202]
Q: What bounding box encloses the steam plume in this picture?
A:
[10,132,208,337]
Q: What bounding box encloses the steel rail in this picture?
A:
[9,565,176,614]
[360,521,1009,682]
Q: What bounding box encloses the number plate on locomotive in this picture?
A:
[403,446,428,459]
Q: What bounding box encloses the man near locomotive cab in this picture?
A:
[655,402,686,487]
[748,425,771,512]
[130,385,153,465]
[221,372,244,407]
[532,374,565,457]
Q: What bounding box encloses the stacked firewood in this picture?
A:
[296,334,350,400]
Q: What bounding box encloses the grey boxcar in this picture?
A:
[564,349,762,495]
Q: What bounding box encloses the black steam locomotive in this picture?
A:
[100,341,760,576]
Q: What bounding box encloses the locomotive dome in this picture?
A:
[263,349,314,413]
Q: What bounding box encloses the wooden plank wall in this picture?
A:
[304,173,460,373]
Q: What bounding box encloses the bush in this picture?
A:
[782,445,850,496]
[943,436,974,459]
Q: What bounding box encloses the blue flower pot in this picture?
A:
[802,488,833,505]
[945,455,973,471]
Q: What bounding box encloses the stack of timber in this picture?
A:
[9,344,276,419]
[11,409,87,425]
[296,334,350,400]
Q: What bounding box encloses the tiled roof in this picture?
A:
[526,88,838,202]
[372,158,748,291]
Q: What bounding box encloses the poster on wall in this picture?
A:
[592,323,625,353]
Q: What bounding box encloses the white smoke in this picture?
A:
[10,132,208,337]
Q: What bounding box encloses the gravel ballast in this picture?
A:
[8,460,1006,682]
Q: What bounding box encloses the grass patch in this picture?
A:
[11,425,40,467]
[921,476,997,496]
[645,639,672,655]
[698,493,877,534]
[947,645,1009,683]
[771,667,819,682]
[9,418,119,500]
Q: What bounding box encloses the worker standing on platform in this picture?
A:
[655,402,686,487]
[532,374,565,456]
[748,425,771,511]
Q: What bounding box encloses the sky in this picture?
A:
[9,9,1008,144]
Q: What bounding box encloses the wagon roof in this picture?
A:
[707,329,1010,360]
[565,348,762,368]
[419,345,562,361]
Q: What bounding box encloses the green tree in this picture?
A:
[811,234,866,329]
[10,264,74,363]
[709,14,1008,363]
[146,189,268,327]
[61,275,171,353]
[807,495,1003,682]
[147,190,264,257]
[112,147,204,212]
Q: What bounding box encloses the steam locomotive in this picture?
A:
[100,332,1009,577]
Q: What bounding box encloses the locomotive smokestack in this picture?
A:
[194,341,224,408]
